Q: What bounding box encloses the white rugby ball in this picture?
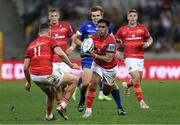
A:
[81,38,94,53]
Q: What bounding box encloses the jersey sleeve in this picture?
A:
[115,28,122,42]
[106,43,116,53]
[67,23,74,37]
[24,48,31,58]
[51,38,59,49]
[77,22,86,35]
[144,26,151,39]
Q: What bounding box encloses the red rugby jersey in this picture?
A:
[50,21,74,62]
[115,24,150,59]
[92,33,118,69]
[25,36,58,75]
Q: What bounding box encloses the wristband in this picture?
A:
[94,54,98,59]
[146,42,150,46]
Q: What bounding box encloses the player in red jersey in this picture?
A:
[48,8,81,104]
[82,19,126,118]
[115,9,153,109]
[24,23,78,120]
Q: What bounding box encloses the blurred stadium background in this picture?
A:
[0,0,180,59]
[0,0,180,124]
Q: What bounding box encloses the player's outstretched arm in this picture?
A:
[65,34,77,55]
[73,33,83,46]
[54,47,79,69]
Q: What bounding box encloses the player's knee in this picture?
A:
[103,90,110,96]
[69,74,77,81]
[83,80,90,87]
[132,76,140,83]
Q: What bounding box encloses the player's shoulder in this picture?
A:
[137,23,147,29]
[108,34,116,42]
[81,20,93,26]
[60,21,71,26]
[116,25,128,32]
[120,25,128,30]
[91,33,98,39]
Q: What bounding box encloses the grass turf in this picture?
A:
[0,81,180,124]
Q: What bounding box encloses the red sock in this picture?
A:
[56,98,62,105]
[46,106,52,115]
[127,79,133,88]
[133,83,143,101]
[86,88,96,108]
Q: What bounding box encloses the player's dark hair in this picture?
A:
[97,19,110,27]
[39,23,49,32]
[127,9,138,15]
[49,8,60,14]
[90,5,104,15]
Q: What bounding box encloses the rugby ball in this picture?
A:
[81,38,94,53]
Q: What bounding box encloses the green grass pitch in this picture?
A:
[0,81,180,124]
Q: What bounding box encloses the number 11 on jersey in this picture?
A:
[34,46,41,57]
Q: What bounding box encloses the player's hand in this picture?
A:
[116,51,124,60]
[88,51,96,58]
[143,42,150,49]
[25,82,31,92]
[71,63,80,70]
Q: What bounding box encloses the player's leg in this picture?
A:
[110,83,126,115]
[138,71,149,109]
[83,72,101,118]
[122,78,132,95]
[77,59,92,112]
[72,77,82,101]
[77,68,92,112]
[98,80,112,101]
[102,67,126,115]
[68,65,82,101]
[42,87,55,120]
[52,63,64,106]
[34,82,55,121]
[56,73,77,120]
[130,70,149,109]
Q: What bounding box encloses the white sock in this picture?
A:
[86,108,92,113]
[45,113,53,120]
[99,91,103,96]
[60,101,67,109]
[140,100,145,104]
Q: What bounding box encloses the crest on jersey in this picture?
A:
[137,29,142,33]
[60,28,66,32]
[102,43,106,48]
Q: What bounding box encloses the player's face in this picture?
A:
[98,23,108,37]
[48,12,60,25]
[91,11,103,24]
[127,12,138,25]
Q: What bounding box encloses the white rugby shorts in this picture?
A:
[31,70,64,90]
[53,62,82,80]
[124,58,144,73]
[53,62,71,73]
[91,62,118,86]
